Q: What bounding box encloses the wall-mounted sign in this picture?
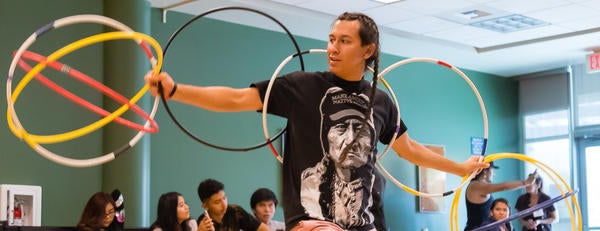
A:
[586,53,600,74]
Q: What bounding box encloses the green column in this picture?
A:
[102,0,151,227]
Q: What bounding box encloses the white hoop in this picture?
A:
[375,57,488,197]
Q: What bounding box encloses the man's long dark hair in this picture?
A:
[336,12,381,162]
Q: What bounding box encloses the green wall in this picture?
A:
[0,0,105,226]
[0,1,521,230]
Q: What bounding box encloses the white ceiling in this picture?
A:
[148,0,600,77]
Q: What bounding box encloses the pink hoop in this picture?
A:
[16,50,158,133]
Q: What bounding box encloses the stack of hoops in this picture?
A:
[6,14,163,167]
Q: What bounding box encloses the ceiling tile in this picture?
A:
[386,16,462,34]
[578,0,600,10]
[504,25,572,38]
[424,25,500,44]
[466,0,497,3]
[527,4,599,23]
[269,0,311,4]
[296,0,383,16]
[484,0,570,14]
[556,18,600,31]
[467,25,572,47]
[362,4,421,24]
[392,0,476,15]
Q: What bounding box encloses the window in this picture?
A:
[573,64,600,127]
[524,138,571,223]
[524,110,569,139]
[519,70,571,229]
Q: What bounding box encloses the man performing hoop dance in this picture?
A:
[146,12,488,231]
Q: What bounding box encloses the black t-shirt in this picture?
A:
[515,193,556,231]
[197,205,260,231]
[252,71,406,231]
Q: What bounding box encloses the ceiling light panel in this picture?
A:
[436,6,512,24]
[470,14,551,33]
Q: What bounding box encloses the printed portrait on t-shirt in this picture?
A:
[300,87,377,229]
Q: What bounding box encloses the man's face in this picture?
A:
[490,202,509,221]
[328,118,371,168]
[203,190,228,217]
[252,200,276,224]
[327,20,372,79]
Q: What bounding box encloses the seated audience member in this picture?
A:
[196,179,268,231]
[150,192,197,231]
[515,175,557,231]
[481,198,514,231]
[464,163,537,230]
[77,192,123,231]
[250,188,285,231]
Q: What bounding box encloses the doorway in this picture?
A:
[578,138,600,230]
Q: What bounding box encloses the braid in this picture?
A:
[337,12,381,162]
[368,58,379,114]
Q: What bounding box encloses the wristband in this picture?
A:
[168,82,178,98]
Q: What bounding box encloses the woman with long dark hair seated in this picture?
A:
[150,192,198,231]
